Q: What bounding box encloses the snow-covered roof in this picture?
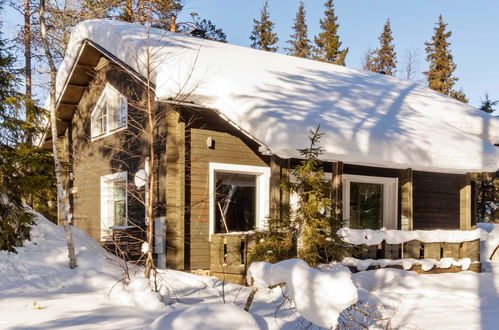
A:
[55,19,499,173]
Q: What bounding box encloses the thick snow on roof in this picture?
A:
[57,20,499,173]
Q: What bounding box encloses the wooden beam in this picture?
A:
[76,63,95,70]
[331,161,343,223]
[165,110,185,270]
[269,155,281,218]
[60,101,79,107]
[459,173,472,230]
[68,83,88,89]
[400,168,413,230]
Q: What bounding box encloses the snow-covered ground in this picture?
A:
[1,213,499,329]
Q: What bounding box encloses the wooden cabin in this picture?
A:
[40,20,499,272]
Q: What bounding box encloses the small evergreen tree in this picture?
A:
[178,13,227,43]
[285,2,312,58]
[289,126,349,266]
[313,0,348,65]
[424,15,467,103]
[479,92,497,114]
[251,126,350,267]
[249,1,279,52]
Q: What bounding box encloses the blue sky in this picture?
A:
[178,0,499,110]
[2,0,498,111]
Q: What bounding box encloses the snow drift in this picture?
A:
[247,259,358,329]
[149,303,260,330]
[48,19,498,173]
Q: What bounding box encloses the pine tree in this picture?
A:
[479,92,497,113]
[249,1,279,52]
[285,2,311,58]
[424,15,467,103]
[313,0,348,65]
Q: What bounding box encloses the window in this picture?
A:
[91,84,127,140]
[342,175,398,229]
[100,172,128,240]
[209,163,270,236]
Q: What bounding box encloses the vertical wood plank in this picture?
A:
[402,240,421,259]
[281,159,290,211]
[331,161,343,223]
[459,173,472,230]
[165,109,185,270]
[442,243,460,259]
[269,155,281,218]
[400,168,413,230]
[424,243,441,260]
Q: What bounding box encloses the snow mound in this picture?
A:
[149,303,260,330]
[337,228,487,245]
[342,257,472,272]
[477,222,499,262]
[0,212,120,294]
[110,276,167,311]
[247,259,358,329]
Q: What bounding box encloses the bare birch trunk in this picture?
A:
[24,0,32,133]
[40,0,77,269]
[144,34,155,279]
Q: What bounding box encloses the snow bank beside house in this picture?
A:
[247,259,358,329]
[477,223,499,262]
[149,303,260,330]
[337,227,487,245]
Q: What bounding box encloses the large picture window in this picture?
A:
[91,84,127,140]
[100,172,128,240]
[342,175,398,230]
[209,163,270,236]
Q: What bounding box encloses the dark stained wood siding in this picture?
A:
[187,128,268,269]
[413,171,460,229]
[69,58,157,241]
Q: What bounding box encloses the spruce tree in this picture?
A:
[313,0,348,65]
[424,15,467,103]
[250,1,279,52]
[290,126,349,266]
[375,19,397,75]
[0,13,36,251]
[285,2,312,58]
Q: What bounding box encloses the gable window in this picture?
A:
[91,84,127,140]
[209,163,270,236]
[342,175,398,230]
[100,172,128,240]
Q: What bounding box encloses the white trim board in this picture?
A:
[342,174,398,230]
[208,162,270,238]
[100,171,128,241]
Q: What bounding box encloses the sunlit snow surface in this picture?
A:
[52,19,499,173]
[1,213,499,329]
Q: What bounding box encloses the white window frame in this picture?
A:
[100,171,129,241]
[91,83,128,141]
[342,174,398,230]
[209,163,270,238]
